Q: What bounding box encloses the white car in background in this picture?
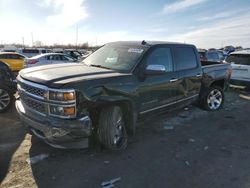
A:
[226,50,250,90]
[24,53,78,68]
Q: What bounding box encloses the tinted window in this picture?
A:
[147,47,173,72]
[207,51,219,60]
[51,55,61,61]
[174,47,197,70]
[22,49,39,53]
[62,55,74,61]
[226,54,250,65]
[11,54,23,59]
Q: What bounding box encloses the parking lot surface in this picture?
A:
[1,89,250,188]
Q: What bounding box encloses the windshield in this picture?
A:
[83,45,146,72]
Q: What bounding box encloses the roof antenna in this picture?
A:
[141,40,147,45]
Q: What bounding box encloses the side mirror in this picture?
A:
[145,64,166,75]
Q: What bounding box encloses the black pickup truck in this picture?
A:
[16,41,231,149]
[0,61,16,112]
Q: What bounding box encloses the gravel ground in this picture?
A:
[0,89,250,188]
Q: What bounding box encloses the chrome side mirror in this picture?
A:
[145,64,166,75]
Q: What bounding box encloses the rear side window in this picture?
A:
[11,54,24,59]
[174,47,197,70]
[22,49,39,53]
[226,54,250,65]
[147,47,173,72]
[207,51,219,60]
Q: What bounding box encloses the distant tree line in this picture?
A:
[0,42,102,51]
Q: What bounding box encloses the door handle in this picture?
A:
[196,73,202,77]
[170,78,178,82]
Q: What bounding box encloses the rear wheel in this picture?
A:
[98,105,127,150]
[203,86,224,111]
[0,86,13,113]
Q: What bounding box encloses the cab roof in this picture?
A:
[106,41,195,48]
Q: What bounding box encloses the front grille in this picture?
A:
[19,81,45,98]
[18,79,48,115]
[19,89,46,114]
[17,78,76,118]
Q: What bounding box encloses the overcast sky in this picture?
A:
[0,0,249,48]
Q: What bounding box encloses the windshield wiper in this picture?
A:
[88,64,112,70]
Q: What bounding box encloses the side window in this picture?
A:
[174,47,197,70]
[52,55,61,61]
[0,54,4,58]
[12,54,23,59]
[146,47,173,72]
[46,55,51,60]
[61,55,68,61]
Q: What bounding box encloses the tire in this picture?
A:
[0,85,14,113]
[202,86,224,111]
[97,105,128,150]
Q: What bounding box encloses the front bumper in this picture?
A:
[16,100,92,149]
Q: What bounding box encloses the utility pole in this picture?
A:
[31,32,34,47]
[75,24,78,50]
[22,37,25,48]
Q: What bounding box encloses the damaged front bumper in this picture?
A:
[16,100,92,149]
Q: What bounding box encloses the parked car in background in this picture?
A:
[224,46,235,55]
[24,53,77,68]
[38,48,53,54]
[217,50,226,61]
[198,49,222,62]
[0,61,16,112]
[17,48,40,57]
[64,49,82,60]
[226,50,250,89]
[0,52,26,71]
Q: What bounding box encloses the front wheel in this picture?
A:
[0,85,14,113]
[97,105,127,150]
[202,86,224,111]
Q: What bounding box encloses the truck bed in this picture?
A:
[201,61,231,75]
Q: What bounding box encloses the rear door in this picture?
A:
[173,46,202,101]
[138,45,178,114]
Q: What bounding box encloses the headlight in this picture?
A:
[49,90,75,101]
[49,105,76,118]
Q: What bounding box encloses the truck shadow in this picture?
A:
[0,106,26,183]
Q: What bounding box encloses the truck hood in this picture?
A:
[19,63,130,87]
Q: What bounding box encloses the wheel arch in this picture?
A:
[88,96,138,135]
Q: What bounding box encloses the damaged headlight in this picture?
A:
[47,89,76,118]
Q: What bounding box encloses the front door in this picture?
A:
[137,46,178,114]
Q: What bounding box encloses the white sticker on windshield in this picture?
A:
[105,57,117,63]
[128,48,144,53]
